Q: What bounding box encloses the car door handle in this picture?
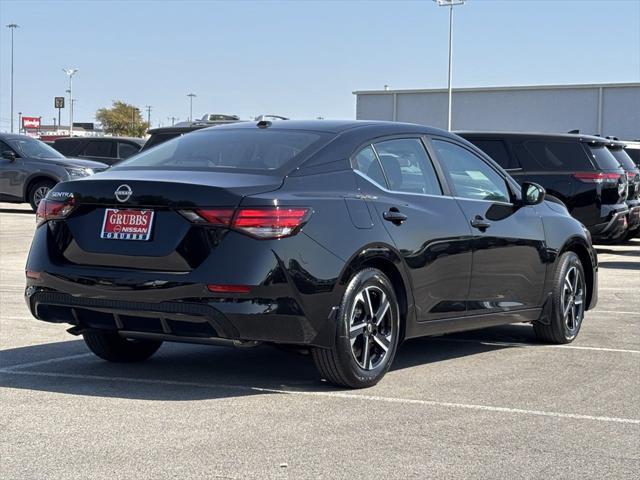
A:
[470,215,491,230]
[383,208,408,225]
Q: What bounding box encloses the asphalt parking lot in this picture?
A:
[1,202,638,479]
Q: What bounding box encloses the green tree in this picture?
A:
[96,101,149,137]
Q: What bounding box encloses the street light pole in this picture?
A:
[187,93,196,122]
[433,0,464,131]
[63,68,78,136]
[6,23,19,133]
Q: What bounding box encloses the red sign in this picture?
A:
[22,116,41,129]
[100,209,154,241]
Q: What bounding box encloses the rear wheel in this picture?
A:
[533,252,586,344]
[312,268,400,388]
[28,179,55,211]
[82,330,162,362]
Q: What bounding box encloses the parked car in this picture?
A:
[26,120,598,388]
[52,137,145,165]
[143,114,242,151]
[0,133,108,210]
[458,132,629,243]
[605,138,640,238]
[621,140,640,167]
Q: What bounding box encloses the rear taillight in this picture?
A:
[573,172,622,183]
[180,206,311,239]
[35,198,75,226]
[233,207,311,239]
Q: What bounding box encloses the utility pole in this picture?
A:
[6,23,19,133]
[187,93,196,122]
[432,0,465,131]
[145,105,152,127]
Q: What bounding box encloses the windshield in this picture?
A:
[609,148,638,171]
[8,137,65,160]
[115,129,328,173]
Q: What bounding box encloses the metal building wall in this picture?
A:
[354,83,640,140]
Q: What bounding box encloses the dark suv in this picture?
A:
[52,137,145,166]
[458,132,629,243]
[605,139,640,238]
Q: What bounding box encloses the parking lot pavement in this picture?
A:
[1,202,639,479]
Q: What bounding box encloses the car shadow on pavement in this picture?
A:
[0,207,33,215]
[598,260,640,270]
[0,324,537,400]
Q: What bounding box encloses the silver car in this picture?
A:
[0,133,108,211]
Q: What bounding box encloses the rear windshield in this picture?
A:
[608,147,638,171]
[588,145,623,171]
[116,129,328,173]
[141,132,182,151]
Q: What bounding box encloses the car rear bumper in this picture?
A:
[25,279,337,349]
[588,204,629,242]
[625,200,640,231]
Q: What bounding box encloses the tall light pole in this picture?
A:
[63,68,78,136]
[6,23,19,133]
[433,0,464,131]
[187,93,196,122]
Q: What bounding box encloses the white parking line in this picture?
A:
[0,367,637,425]
[1,353,92,371]
[434,338,640,354]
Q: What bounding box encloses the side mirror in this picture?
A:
[522,182,545,206]
[1,150,17,161]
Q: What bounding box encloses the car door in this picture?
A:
[353,137,473,321]
[429,137,547,313]
[0,140,26,200]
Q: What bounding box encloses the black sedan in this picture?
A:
[25,120,598,388]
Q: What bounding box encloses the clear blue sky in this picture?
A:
[1,0,639,131]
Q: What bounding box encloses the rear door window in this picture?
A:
[516,140,593,171]
[354,145,386,187]
[467,139,519,170]
[118,142,140,159]
[373,138,442,195]
[83,141,115,158]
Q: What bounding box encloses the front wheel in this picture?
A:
[312,268,400,388]
[83,330,162,362]
[533,251,586,344]
[28,179,55,211]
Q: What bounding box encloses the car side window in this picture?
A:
[0,140,15,156]
[354,145,386,187]
[118,142,139,159]
[467,139,519,170]
[83,141,114,158]
[432,139,511,203]
[373,138,442,195]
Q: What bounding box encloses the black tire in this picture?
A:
[82,330,162,362]
[311,268,400,388]
[533,251,586,344]
[28,179,55,211]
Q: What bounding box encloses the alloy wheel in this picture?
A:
[561,265,585,334]
[349,285,395,370]
[33,186,50,206]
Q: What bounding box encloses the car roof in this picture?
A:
[0,132,41,141]
[456,130,608,144]
[201,119,449,136]
[54,136,145,145]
